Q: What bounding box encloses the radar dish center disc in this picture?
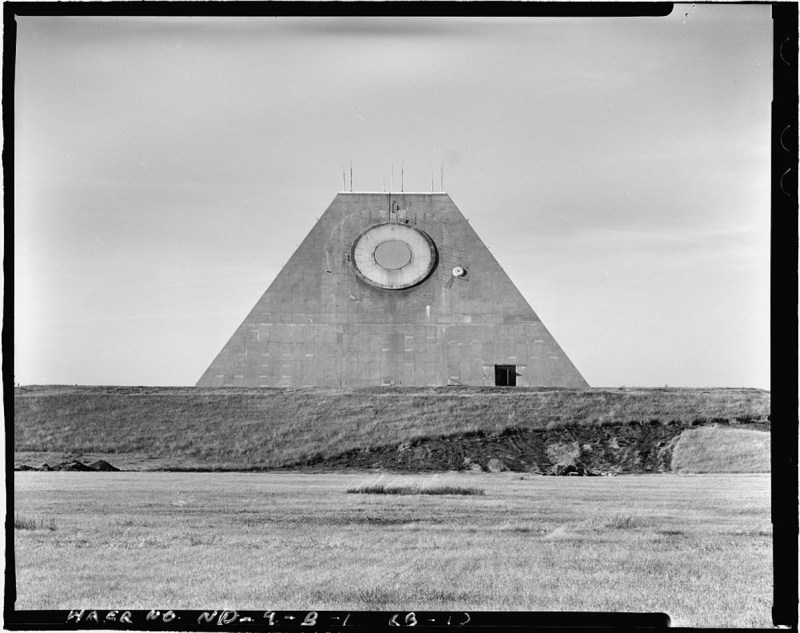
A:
[352,223,437,289]
[374,240,413,270]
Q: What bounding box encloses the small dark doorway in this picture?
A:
[495,365,517,386]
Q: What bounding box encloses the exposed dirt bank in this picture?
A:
[291,420,770,474]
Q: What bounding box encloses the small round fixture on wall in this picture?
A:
[452,266,466,278]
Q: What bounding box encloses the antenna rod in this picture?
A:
[401,161,404,193]
[342,165,346,191]
[350,160,353,192]
[440,161,444,191]
[391,164,394,192]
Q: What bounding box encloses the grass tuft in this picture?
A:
[347,476,484,496]
[605,514,650,529]
[14,516,37,530]
[15,515,56,531]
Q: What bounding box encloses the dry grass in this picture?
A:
[347,475,484,495]
[14,515,56,531]
[14,386,769,470]
[672,426,770,473]
[13,471,772,627]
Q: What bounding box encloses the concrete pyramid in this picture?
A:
[197,192,588,388]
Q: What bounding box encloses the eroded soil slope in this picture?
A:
[295,420,770,474]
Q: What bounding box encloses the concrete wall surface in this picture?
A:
[197,193,588,388]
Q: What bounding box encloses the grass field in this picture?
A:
[671,426,771,473]
[13,471,772,627]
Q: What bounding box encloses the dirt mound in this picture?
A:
[52,460,95,471]
[88,459,120,471]
[16,459,121,472]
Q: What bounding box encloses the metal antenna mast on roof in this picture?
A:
[342,165,346,191]
[349,161,353,192]
[440,161,444,191]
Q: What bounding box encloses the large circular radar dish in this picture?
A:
[351,223,437,289]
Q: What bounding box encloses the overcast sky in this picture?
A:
[14,7,772,388]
